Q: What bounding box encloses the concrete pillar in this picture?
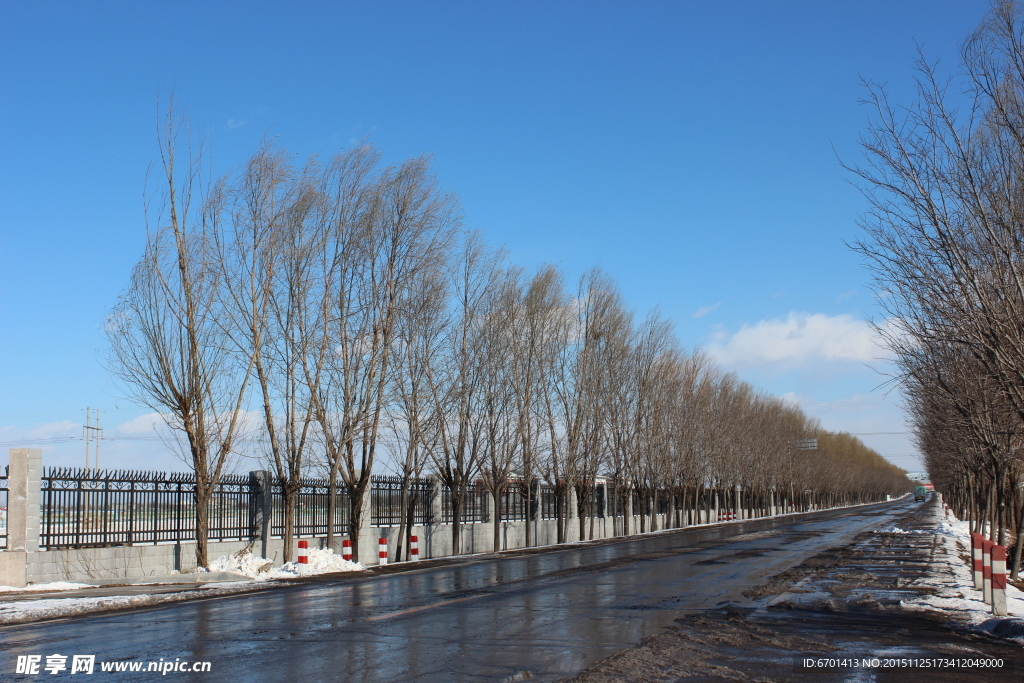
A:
[624,489,633,535]
[356,488,375,563]
[567,485,579,541]
[482,489,494,525]
[1,449,42,588]
[528,478,540,542]
[666,488,676,530]
[8,448,41,552]
[428,476,444,559]
[250,470,272,559]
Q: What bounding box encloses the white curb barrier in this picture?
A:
[982,539,993,605]
[971,533,983,590]
[297,539,309,575]
[992,544,1008,617]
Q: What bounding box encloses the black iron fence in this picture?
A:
[539,484,558,520]
[269,477,351,539]
[40,469,258,549]
[498,482,528,521]
[371,476,433,527]
[440,481,488,523]
[22,466,624,551]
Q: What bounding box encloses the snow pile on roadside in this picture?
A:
[207,546,363,580]
[207,551,277,578]
[899,506,1024,644]
[0,582,266,626]
[0,582,92,593]
[874,525,931,535]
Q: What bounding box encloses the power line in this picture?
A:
[847,431,910,436]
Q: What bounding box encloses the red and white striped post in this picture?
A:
[341,538,352,563]
[378,537,388,566]
[297,539,309,575]
[992,544,1008,616]
[971,533,983,590]
[409,535,419,561]
[982,539,994,604]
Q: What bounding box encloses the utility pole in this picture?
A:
[84,407,103,472]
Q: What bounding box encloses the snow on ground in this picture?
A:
[206,546,363,580]
[898,501,1024,644]
[0,581,93,593]
[0,583,259,626]
[0,548,364,625]
[873,525,932,535]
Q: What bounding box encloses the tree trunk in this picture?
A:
[282,483,297,563]
[194,482,211,569]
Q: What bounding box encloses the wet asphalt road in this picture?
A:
[0,501,909,682]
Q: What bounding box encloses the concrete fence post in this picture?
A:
[7,448,42,553]
[567,485,579,540]
[250,470,273,560]
[1,449,42,588]
[529,479,540,541]
[357,488,374,562]
[429,476,444,559]
[482,489,494,526]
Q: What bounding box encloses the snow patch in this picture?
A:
[0,582,92,593]
[874,525,932,535]
[898,506,1024,645]
[206,547,363,580]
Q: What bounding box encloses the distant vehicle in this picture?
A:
[914,486,928,502]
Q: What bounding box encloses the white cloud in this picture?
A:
[227,118,247,129]
[707,312,890,367]
[116,412,166,435]
[692,302,721,318]
[0,420,79,442]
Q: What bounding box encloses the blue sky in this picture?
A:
[0,1,991,474]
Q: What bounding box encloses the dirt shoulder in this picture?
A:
[561,499,1021,683]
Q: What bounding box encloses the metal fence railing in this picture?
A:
[539,484,558,520]
[441,481,488,523]
[371,476,433,527]
[269,478,351,539]
[10,465,589,550]
[498,482,528,521]
[40,469,256,549]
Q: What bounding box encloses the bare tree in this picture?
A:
[422,233,504,555]
[107,104,253,568]
[315,149,458,561]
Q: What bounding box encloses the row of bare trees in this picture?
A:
[109,107,909,567]
[853,1,1024,577]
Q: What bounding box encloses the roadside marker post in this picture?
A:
[297,540,309,575]
[971,533,983,590]
[982,539,994,604]
[379,537,388,566]
[342,538,353,562]
[410,535,419,561]
[992,544,1008,617]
